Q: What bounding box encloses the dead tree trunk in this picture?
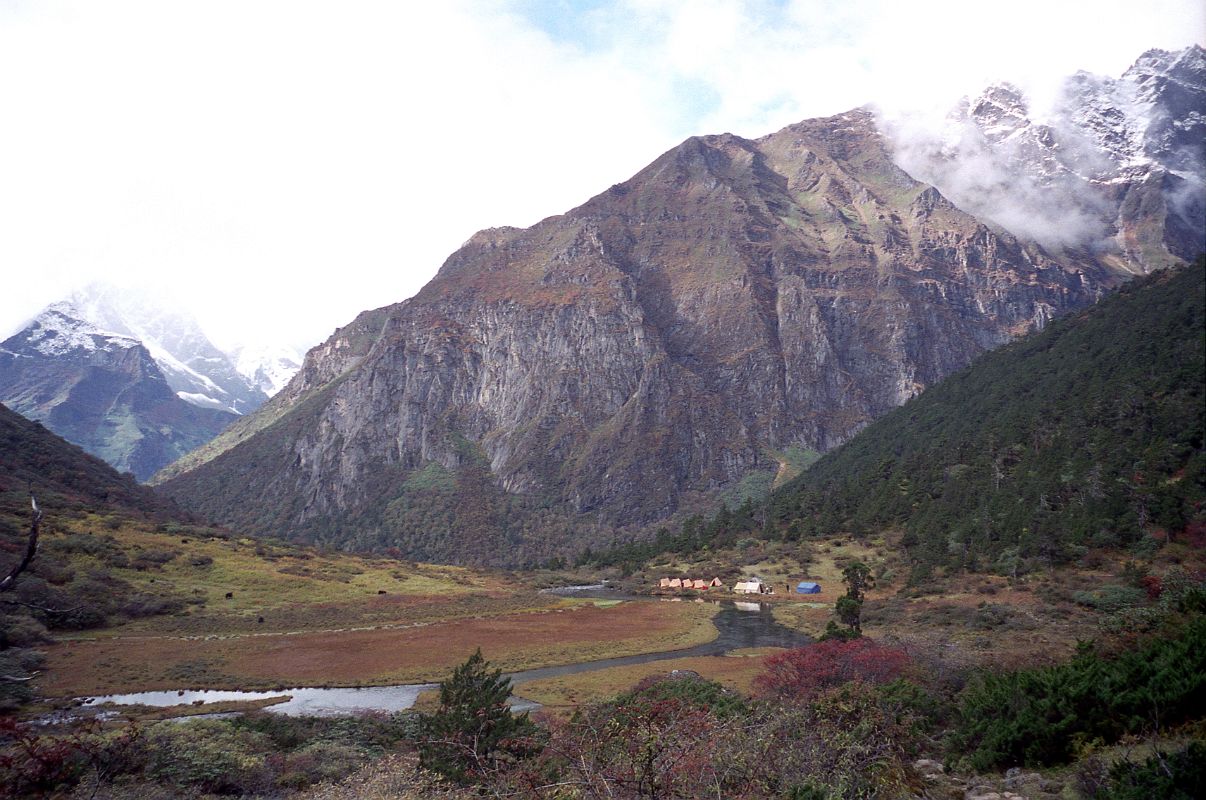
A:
[0,496,41,593]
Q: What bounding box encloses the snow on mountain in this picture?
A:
[883,45,1205,270]
[0,300,238,480]
[229,343,303,398]
[68,284,268,414]
[10,301,142,358]
[1124,46,1206,173]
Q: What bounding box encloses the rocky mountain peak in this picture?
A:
[12,301,142,361]
[160,95,1146,565]
[66,283,269,414]
[887,46,1204,269]
[0,302,237,480]
[968,83,1031,142]
[1126,44,1206,85]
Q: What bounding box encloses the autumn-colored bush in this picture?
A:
[755,638,910,699]
[536,692,725,798]
[742,682,918,799]
[519,678,919,800]
[0,717,100,799]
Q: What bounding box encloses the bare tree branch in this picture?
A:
[0,598,82,615]
[0,495,41,593]
[0,672,39,682]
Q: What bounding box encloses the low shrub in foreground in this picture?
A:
[949,615,1206,770]
[1077,740,1206,800]
[498,676,919,800]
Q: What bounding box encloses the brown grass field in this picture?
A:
[514,647,785,715]
[32,511,1196,711]
[40,600,719,696]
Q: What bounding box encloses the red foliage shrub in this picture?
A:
[754,638,910,700]
[1142,574,1164,600]
[0,717,95,799]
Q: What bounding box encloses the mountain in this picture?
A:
[68,284,269,414]
[157,94,1167,564]
[159,49,1202,565]
[0,303,237,481]
[766,263,1204,575]
[228,341,304,397]
[889,45,1205,271]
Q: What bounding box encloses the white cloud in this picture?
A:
[0,0,1201,350]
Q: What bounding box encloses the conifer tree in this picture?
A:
[418,648,538,783]
[823,561,875,640]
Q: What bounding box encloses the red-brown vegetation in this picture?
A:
[754,638,910,700]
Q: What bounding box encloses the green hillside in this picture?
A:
[0,402,180,525]
[0,403,196,708]
[769,264,1204,576]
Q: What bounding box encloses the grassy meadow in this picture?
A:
[23,515,721,699]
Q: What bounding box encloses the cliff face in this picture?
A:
[157,106,1152,565]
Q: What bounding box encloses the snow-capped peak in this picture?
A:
[18,301,142,357]
[65,283,270,415]
[884,45,1204,268]
[230,342,303,397]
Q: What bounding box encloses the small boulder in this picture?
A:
[965,788,1003,800]
[1003,767,1043,789]
[914,758,945,777]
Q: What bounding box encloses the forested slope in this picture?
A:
[769,264,1204,575]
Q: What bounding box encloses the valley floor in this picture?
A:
[41,598,720,696]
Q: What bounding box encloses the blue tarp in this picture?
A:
[796,582,821,594]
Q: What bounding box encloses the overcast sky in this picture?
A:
[1,0,1202,351]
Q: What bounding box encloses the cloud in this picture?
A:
[0,1,1201,349]
[0,1,680,348]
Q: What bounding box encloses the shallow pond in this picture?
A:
[84,684,438,717]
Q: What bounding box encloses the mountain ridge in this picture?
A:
[0,400,180,520]
[67,284,270,415]
[158,49,1203,564]
[158,101,1145,564]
